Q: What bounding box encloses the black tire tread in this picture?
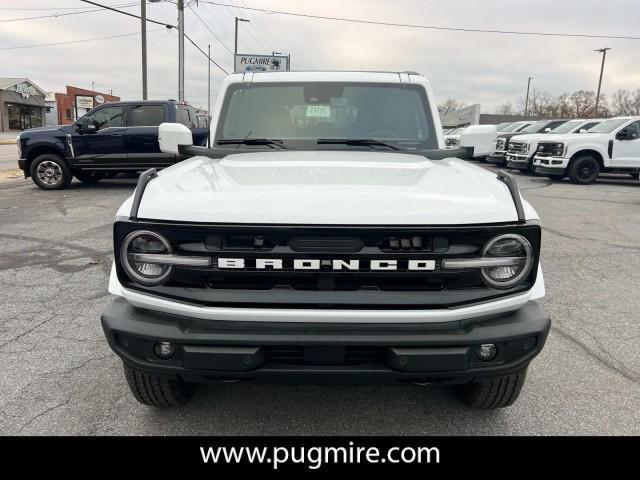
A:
[454,368,527,409]
[123,364,195,407]
[29,153,72,190]
[568,155,600,185]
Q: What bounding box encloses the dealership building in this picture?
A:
[55,86,120,125]
[440,104,541,129]
[0,78,47,132]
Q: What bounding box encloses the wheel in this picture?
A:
[29,153,72,190]
[546,174,565,181]
[123,363,196,407]
[74,171,107,183]
[568,155,600,185]
[453,368,527,409]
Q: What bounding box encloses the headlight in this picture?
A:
[480,234,533,289]
[553,143,565,156]
[120,230,173,285]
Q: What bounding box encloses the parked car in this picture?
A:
[444,127,465,148]
[485,121,534,164]
[101,70,549,410]
[488,120,567,166]
[17,100,209,190]
[505,119,603,172]
[533,116,640,184]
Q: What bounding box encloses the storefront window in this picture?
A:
[6,103,43,130]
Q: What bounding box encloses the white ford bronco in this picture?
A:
[101,71,550,409]
[533,116,640,184]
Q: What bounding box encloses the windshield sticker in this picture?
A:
[306,105,331,118]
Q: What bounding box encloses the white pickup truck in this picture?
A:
[101,71,550,410]
[533,116,640,183]
[505,119,603,172]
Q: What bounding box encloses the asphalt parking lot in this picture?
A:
[1,165,639,435]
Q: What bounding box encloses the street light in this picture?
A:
[524,77,533,118]
[594,48,611,117]
[235,17,249,56]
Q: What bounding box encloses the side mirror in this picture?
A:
[544,127,552,133]
[459,125,497,158]
[75,116,96,134]
[616,129,631,140]
[159,122,193,154]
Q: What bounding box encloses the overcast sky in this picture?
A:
[1,0,639,112]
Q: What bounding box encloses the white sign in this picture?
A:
[76,96,94,109]
[94,94,105,105]
[234,54,289,73]
[15,82,38,99]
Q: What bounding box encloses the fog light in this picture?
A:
[154,341,175,359]
[476,343,497,362]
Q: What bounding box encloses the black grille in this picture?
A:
[114,221,541,309]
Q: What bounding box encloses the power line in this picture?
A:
[0,28,167,50]
[188,4,233,54]
[0,3,138,23]
[233,0,284,52]
[199,2,252,52]
[79,0,229,73]
[201,1,640,41]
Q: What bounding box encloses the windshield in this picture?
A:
[586,118,630,133]
[215,82,437,149]
[550,120,583,134]
[519,121,550,133]
[496,122,512,131]
[502,122,527,132]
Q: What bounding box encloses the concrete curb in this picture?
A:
[0,139,17,145]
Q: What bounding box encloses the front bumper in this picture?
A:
[486,151,507,164]
[506,153,532,170]
[101,297,551,385]
[533,155,569,170]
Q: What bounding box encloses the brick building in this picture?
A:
[55,86,120,125]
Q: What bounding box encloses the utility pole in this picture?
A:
[234,17,249,56]
[178,0,185,101]
[207,43,211,147]
[141,0,148,100]
[91,81,95,93]
[524,77,533,118]
[594,48,611,117]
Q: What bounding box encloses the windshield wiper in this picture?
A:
[317,138,400,150]
[216,138,288,149]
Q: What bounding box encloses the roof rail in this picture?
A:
[496,171,526,223]
[129,168,158,220]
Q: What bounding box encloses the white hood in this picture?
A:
[123,151,536,225]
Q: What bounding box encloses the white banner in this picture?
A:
[76,95,94,109]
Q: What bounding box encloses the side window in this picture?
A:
[92,106,125,129]
[130,104,165,126]
[547,121,564,130]
[176,107,191,128]
[581,122,599,131]
[624,121,640,138]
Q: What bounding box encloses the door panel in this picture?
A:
[125,104,175,167]
[612,121,640,167]
[72,105,128,168]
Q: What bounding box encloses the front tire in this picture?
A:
[453,368,527,409]
[568,155,600,184]
[30,153,72,190]
[123,364,196,407]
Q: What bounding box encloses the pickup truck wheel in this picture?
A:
[74,171,106,183]
[30,154,72,190]
[568,156,600,184]
[123,364,196,407]
[453,368,527,409]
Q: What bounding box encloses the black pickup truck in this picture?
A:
[17,100,209,190]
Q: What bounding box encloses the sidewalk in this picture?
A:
[0,132,18,145]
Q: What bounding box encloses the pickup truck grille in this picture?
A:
[114,221,541,309]
[507,141,528,154]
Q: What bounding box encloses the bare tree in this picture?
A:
[612,89,640,116]
[495,101,515,115]
[438,98,466,116]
